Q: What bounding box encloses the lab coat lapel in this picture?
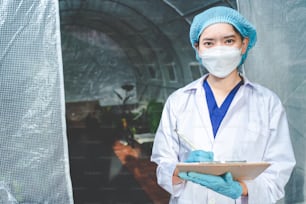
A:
[193,81,215,144]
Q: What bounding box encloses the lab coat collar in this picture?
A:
[240,73,257,90]
[181,73,257,93]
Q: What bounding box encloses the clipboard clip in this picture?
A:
[211,160,247,163]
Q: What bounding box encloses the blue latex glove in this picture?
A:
[185,150,214,163]
[179,172,242,199]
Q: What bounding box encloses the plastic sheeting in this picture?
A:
[0,1,73,203]
[238,1,306,203]
[61,26,137,106]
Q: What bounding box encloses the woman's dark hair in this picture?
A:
[232,25,244,40]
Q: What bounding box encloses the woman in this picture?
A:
[150,6,295,204]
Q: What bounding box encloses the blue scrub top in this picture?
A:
[203,79,243,137]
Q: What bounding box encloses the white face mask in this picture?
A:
[199,46,242,78]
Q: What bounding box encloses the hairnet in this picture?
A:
[190,6,257,65]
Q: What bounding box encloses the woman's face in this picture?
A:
[196,23,249,54]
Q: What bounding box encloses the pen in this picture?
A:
[174,129,197,150]
[174,129,247,163]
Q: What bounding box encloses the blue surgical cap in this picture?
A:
[190,6,257,65]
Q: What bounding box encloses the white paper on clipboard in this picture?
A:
[176,162,271,180]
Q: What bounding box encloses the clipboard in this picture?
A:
[176,162,271,180]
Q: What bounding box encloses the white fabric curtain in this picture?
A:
[238,1,306,203]
[0,0,73,203]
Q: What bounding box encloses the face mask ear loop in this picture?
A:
[239,45,244,74]
[240,64,245,75]
[237,47,244,73]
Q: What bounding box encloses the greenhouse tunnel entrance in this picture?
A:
[59,0,230,203]
[59,1,273,203]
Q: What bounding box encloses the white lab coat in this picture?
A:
[151,74,296,204]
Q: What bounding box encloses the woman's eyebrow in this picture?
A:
[224,34,236,39]
[201,37,215,41]
[201,34,236,41]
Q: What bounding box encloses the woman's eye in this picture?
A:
[225,39,234,44]
[203,42,213,47]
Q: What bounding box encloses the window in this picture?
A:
[147,64,157,79]
[165,63,177,82]
[189,62,206,80]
